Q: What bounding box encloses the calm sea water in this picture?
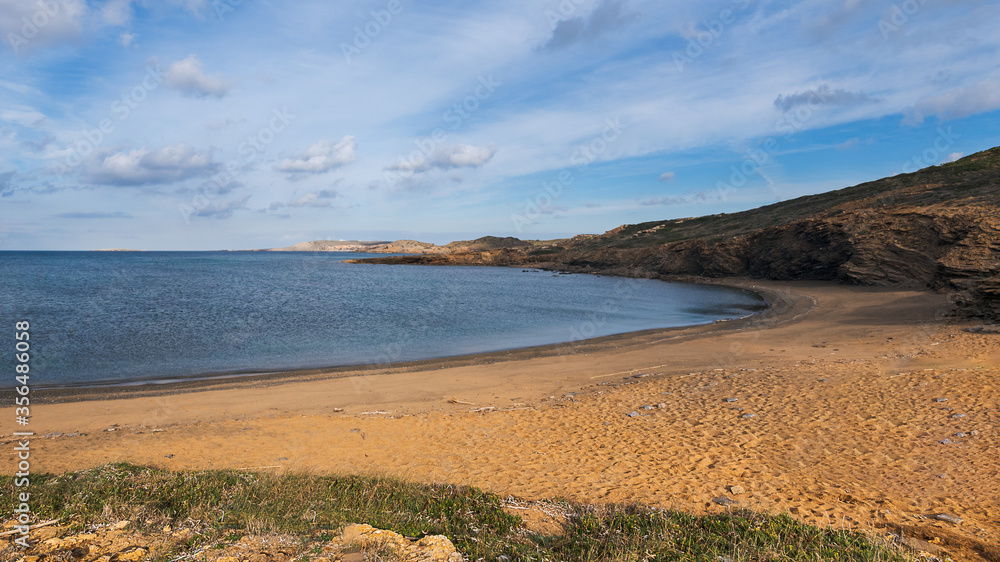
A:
[0,252,766,388]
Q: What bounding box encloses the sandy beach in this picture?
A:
[5,280,999,558]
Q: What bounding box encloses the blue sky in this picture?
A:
[1,0,999,250]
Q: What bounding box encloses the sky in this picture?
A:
[1,0,999,250]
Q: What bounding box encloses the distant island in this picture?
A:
[259,236,562,255]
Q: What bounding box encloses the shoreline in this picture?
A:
[6,279,999,559]
[28,277,790,404]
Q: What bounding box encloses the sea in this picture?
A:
[0,252,767,388]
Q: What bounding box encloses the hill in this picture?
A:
[357,146,1000,320]
[264,239,448,253]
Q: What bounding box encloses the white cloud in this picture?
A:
[88,143,216,186]
[387,144,497,173]
[904,78,1000,125]
[119,31,136,47]
[0,80,37,95]
[101,0,133,26]
[277,137,358,174]
[1,108,46,126]
[190,195,249,219]
[946,152,964,163]
[0,0,87,53]
[163,55,235,98]
[658,172,675,182]
[268,189,340,210]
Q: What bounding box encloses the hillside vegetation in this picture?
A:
[358,147,1000,319]
[1,463,911,561]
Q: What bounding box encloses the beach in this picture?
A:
[5,280,999,558]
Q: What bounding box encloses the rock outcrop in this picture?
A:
[1,520,464,562]
[355,147,1000,320]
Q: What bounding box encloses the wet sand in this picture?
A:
[4,280,998,558]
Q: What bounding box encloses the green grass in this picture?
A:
[1,463,910,561]
[566,145,1000,252]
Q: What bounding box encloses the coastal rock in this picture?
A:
[341,524,461,561]
[354,148,1000,322]
[1,519,464,562]
[935,513,964,525]
[898,535,946,556]
[115,547,148,562]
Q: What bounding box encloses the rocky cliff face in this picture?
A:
[358,206,1000,320]
[551,205,999,285]
[355,148,1000,320]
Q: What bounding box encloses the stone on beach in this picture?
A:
[934,513,964,525]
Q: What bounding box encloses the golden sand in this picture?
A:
[5,280,998,557]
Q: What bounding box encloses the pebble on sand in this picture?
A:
[712,496,738,506]
[934,513,964,525]
[741,413,756,419]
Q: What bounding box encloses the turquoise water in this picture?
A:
[0,252,766,388]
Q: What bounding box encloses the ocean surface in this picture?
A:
[0,252,767,388]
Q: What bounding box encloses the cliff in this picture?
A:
[356,147,1000,320]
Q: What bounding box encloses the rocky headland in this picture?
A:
[354,147,1000,321]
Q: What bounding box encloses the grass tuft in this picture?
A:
[2,463,910,561]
